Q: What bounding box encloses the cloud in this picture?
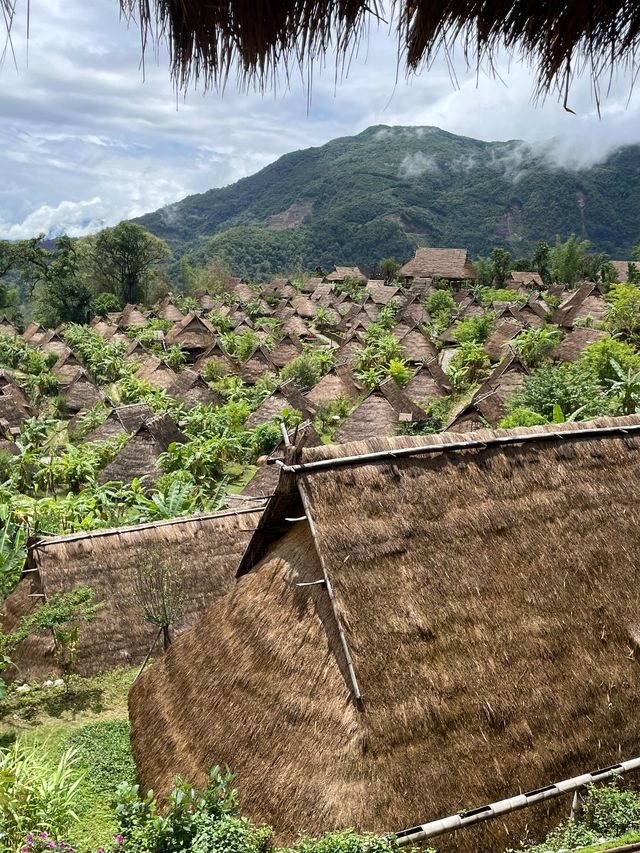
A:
[398,151,439,178]
[0,1,640,237]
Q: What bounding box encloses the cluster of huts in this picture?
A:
[3,247,639,848]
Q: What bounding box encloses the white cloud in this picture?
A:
[0,0,639,238]
[398,152,439,178]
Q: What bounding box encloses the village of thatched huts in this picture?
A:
[4,507,263,678]
[130,415,640,848]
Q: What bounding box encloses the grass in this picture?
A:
[0,666,137,851]
[571,831,640,852]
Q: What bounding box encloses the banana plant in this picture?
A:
[0,505,26,602]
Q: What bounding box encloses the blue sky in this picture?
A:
[2,0,640,239]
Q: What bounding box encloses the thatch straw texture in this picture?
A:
[551,327,608,362]
[98,413,185,485]
[130,415,640,847]
[246,380,315,429]
[610,261,637,283]
[400,248,476,280]
[135,355,180,391]
[0,317,18,336]
[306,365,362,406]
[554,283,608,327]
[326,266,366,282]
[5,508,263,679]
[394,326,437,363]
[60,369,108,413]
[167,369,222,408]
[508,271,544,289]
[334,378,425,443]
[403,359,451,405]
[83,403,154,444]
[485,320,521,362]
[268,334,304,369]
[117,304,147,328]
[238,349,278,385]
[164,312,217,356]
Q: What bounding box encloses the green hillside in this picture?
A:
[135,125,640,279]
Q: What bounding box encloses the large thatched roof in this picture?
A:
[109,1,640,103]
[4,508,263,679]
[130,414,640,848]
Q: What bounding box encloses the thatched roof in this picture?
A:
[164,312,217,354]
[333,377,426,443]
[290,294,318,319]
[98,413,186,485]
[448,353,528,430]
[0,370,32,412]
[0,316,18,336]
[135,354,180,391]
[268,333,304,369]
[400,248,476,281]
[508,270,544,289]
[167,369,223,408]
[4,508,263,679]
[0,393,30,430]
[551,327,608,362]
[325,266,366,283]
[112,0,640,102]
[22,321,49,346]
[393,325,437,363]
[241,420,322,499]
[117,304,147,328]
[610,261,638,283]
[238,348,278,385]
[485,320,522,362]
[39,331,68,357]
[245,380,315,429]
[130,414,640,848]
[154,296,185,323]
[403,359,452,405]
[59,368,108,413]
[83,403,154,444]
[305,364,362,406]
[90,319,119,340]
[193,342,238,376]
[553,282,608,327]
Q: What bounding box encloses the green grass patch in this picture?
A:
[571,830,640,853]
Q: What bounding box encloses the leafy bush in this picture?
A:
[90,293,122,318]
[447,342,490,390]
[453,314,495,345]
[480,288,525,306]
[0,743,83,852]
[583,779,640,837]
[280,351,328,389]
[508,362,611,421]
[510,325,562,366]
[499,408,548,428]
[281,830,400,853]
[580,336,640,384]
[220,331,260,364]
[606,283,640,341]
[425,290,456,332]
[164,344,187,372]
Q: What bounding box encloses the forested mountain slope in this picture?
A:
[135,125,640,278]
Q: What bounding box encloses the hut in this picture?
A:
[59,368,108,413]
[52,348,84,383]
[164,312,218,360]
[551,327,608,362]
[90,319,119,340]
[268,334,304,370]
[366,281,400,305]
[83,403,154,444]
[0,370,32,412]
[135,354,180,392]
[290,295,317,320]
[553,282,608,328]
[5,507,263,679]
[0,392,30,432]
[241,421,322,500]
[129,415,640,849]
[393,325,437,364]
[245,380,315,430]
[485,320,522,362]
[610,261,638,283]
[116,304,147,328]
[305,365,362,407]
[0,316,18,336]
[508,270,544,290]
[333,378,426,443]
[98,413,186,485]
[154,296,185,323]
[325,266,366,283]
[167,370,223,409]
[39,331,69,358]
[447,354,528,430]
[238,348,278,385]
[399,248,476,282]
[403,359,452,406]
[193,342,238,377]
[517,295,548,327]
[22,322,50,346]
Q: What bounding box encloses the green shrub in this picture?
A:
[499,408,548,428]
[480,288,525,306]
[580,337,640,384]
[606,283,640,341]
[510,325,562,366]
[280,351,328,389]
[452,314,495,345]
[0,742,82,851]
[584,779,640,837]
[425,290,456,332]
[281,829,400,853]
[90,292,122,318]
[508,362,611,421]
[447,342,490,390]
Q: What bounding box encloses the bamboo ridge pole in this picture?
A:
[392,757,640,846]
[280,422,640,475]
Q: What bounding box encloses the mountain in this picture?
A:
[134,125,640,279]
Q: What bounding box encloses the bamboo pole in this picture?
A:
[392,757,640,846]
[280,422,640,475]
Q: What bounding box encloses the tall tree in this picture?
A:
[91,222,172,305]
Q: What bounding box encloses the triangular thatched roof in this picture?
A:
[98,413,186,485]
[553,282,608,328]
[4,507,263,679]
[245,380,316,429]
[333,377,426,443]
[164,311,218,355]
[130,414,640,848]
[83,403,154,444]
[167,369,223,409]
[550,327,608,362]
